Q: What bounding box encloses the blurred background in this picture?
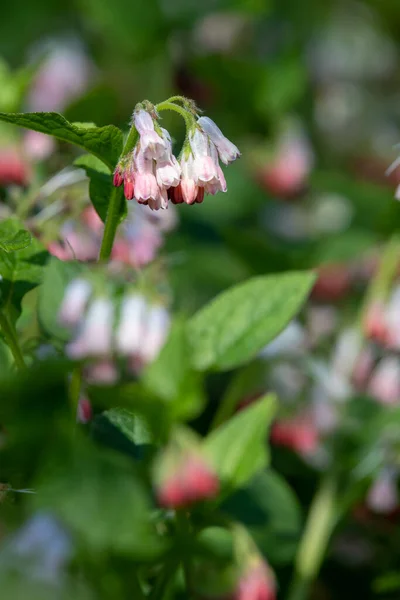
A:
[2,1,400,599]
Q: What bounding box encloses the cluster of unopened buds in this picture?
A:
[58,278,170,381]
[113,102,240,210]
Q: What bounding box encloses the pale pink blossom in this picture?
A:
[140,305,170,363]
[67,297,114,359]
[155,129,181,188]
[134,109,166,159]
[367,470,398,514]
[24,130,55,161]
[115,293,147,356]
[368,357,400,405]
[134,149,160,207]
[58,279,92,327]
[85,360,118,385]
[198,116,240,165]
[189,129,218,184]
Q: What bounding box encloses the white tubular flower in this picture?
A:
[67,297,114,359]
[189,128,218,184]
[140,305,170,363]
[133,109,166,160]
[197,116,240,165]
[58,278,92,327]
[116,293,147,357]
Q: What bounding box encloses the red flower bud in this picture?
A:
[124,177,135,200]
[157,453,219,509]
[363,301,388,345]
[113,166,124,187]
[271,418,318,455]
[169,183,184,204]
[236,563,275,600]
[195,186,205,204]
[312,265,351,302]
[0,147,30,187]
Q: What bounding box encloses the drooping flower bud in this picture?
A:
[198,116,241,165]
[113,164,124,187]
[58,278,92,327]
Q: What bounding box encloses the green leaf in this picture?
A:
[38,257,86,341]
[143,319,206,420]
[93,407,156,460]
[188,271,315,371]
[0,229,31,252]
[0,112,123,169]
[222,470,302,565]
[104,407,153,446]
[0,219,48,320]
[74,154,127,223]
[33,441,162,557]
[203,394,276,491]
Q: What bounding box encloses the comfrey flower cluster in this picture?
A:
[58,278,170,381]
[113,105,240,210]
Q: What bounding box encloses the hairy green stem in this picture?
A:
[156,101,195,131]
[97,125,139,262]
[98,186,124,261]
[286,475,337,600]
[0,311,26,370]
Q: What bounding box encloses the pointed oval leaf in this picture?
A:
[203,394,276,491]
[0,229,32,253]
[188,271,315,371]
[0,112,123,168]
[0,218,48,318]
